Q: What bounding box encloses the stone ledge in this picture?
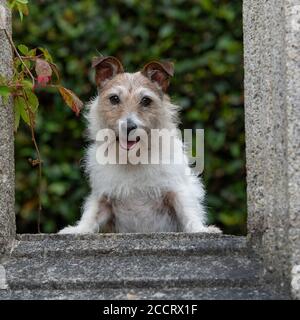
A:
[11,233,248,258]
[0,286,288,300]
[0,233,289,299]
[16,232,230,241]
[4,254,260,290]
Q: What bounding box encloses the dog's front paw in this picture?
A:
[186,223,222,234]
[58,225,91,234]
[203,225,222,234]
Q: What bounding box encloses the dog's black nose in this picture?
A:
[127,120,137,134]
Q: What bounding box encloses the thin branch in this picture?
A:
[23,89,42,233]
[16,54,43,60]
[4,29,35,87]
[29,119,42,234]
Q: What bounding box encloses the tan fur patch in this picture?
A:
[162,191,178,219]
[98,195,115,233]
[97,72,166,132]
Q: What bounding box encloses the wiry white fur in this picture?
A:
[59,73,220,234]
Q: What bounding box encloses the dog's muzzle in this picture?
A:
[119,119,140,150]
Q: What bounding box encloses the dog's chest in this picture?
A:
[110,193,180,233]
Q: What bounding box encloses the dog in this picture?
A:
[59,56,220,234]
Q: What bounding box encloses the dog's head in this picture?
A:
[88,56,177,150]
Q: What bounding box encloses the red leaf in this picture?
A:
[37,75,50,86]
[35,58,52,79]
[58,87,83,116]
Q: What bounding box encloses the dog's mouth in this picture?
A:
[117,136,140,151]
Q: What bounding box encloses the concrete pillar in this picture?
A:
[243,0,300,298]
[0,0,15,244]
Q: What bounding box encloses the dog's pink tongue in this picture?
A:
[119,139,137,150]
[126,141,136,150]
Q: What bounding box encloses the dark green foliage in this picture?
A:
[14,0,246,234]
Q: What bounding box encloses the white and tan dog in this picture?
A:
[59,56,220,234]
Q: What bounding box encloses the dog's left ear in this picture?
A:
[141,61,174,92]
[92,56,124,88]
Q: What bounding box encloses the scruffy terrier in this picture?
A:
[59,56,220,234]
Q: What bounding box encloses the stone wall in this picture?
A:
[0,0,15,243]
[243,0,300,298]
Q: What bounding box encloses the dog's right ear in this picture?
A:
[92,56,124,88]
[141,60,174,92]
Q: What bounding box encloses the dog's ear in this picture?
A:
[141,61,174,92]
[92,56,124,88]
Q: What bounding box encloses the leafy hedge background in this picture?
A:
[13,0,246,235]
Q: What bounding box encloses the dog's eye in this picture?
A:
[109,95,120,105]
[141,96,152,107]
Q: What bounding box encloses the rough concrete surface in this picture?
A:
[0,234,289,299]
[0,0,15,242]
[0,287,287,300]
[243,0,300,299]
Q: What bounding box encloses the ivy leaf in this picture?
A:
[49,62,60,82]
[21,79,34,90]
[9,0,29,21]
[38,47,53,63]
[0,86,10,97]
[16,0,29,4]
[37,75,51,86]
[35,58,52,86]
[13,58,22,71]
[58,87,83,116]
[24,89,39,113]
[21,59,31,71]
[14,100,21,131]
[8,0,17,10]
[0,85,10,105]
[18,44,29,55]
[14,96,30,127]
[17,7,23,21]
[35,58,52,77]
[28,48,37,57]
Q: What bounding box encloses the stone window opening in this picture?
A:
[0,0,299,300]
